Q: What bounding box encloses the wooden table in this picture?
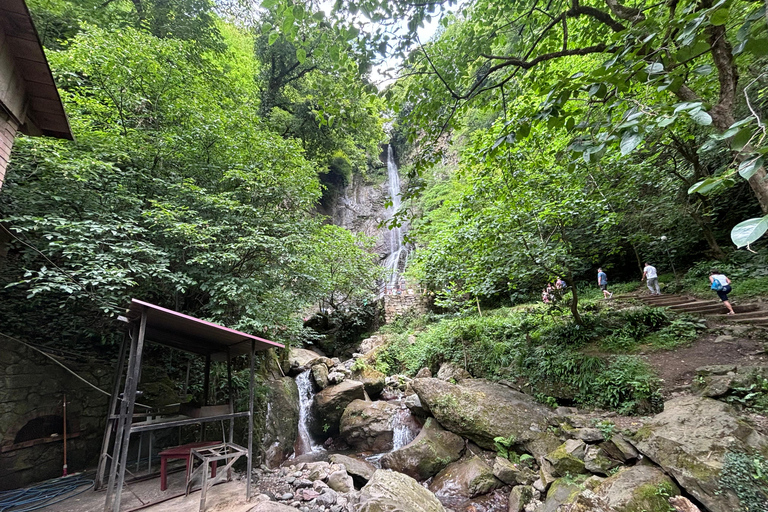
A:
[159,441,220,491]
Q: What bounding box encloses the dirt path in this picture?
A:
[643,330,768,395]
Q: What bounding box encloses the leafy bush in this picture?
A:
[593,356,663,415]
[642,317,706,350]
[720,451,768,512]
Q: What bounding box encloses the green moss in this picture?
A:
[620,482,678,512]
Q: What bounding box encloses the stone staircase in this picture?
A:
[634,293,768,327]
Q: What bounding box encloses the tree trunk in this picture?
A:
[565,272,582,325]
[748,167,768,214]
[687,209,728,260]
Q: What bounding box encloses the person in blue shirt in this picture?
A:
[597,268,612,299]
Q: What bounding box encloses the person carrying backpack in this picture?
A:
[709,269,735,315]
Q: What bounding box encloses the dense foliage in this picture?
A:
[0,0,386,351]
[375,299,675,414]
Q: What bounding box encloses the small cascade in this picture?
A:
[391,406,418,449]
[382,145,408,290]
[365,401,420,465]
[294,370,323,456]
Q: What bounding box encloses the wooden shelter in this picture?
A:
[0,0,72,188]
[97,299,283,512]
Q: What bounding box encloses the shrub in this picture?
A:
[593,356,663,415]
[720,451,768,512]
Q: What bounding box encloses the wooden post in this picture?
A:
[227,348,234,444]
[62,394,67,476]
[202,354,211,441]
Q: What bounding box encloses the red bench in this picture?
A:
[159,441,220,491]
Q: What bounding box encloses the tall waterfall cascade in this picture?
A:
[293,370,323,456]
[382,146,408,288]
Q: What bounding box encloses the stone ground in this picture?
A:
[42,466,253,512]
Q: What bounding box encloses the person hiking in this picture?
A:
[597,268,612,299]
[642,262,661,295]
[709,269,735,315]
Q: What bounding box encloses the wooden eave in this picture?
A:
[0,0,72,140]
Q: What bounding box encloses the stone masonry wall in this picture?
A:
[383,292,430,323]
[0,340,113,490]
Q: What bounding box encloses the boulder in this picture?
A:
[436,362,472,382]
[594,464,680,512]
[493,456,537,486]
[356,469,445,512]
[541,479,581,512]
[411,378,553,453]
[508,485,533,512]
[415,367,432,378]
[359,334,389,355]
[350,367,387,398]
[311,363,330,389]
[289,348,322,371]
[545,440,588,476]
[262,376,299,468]
[583,445,621,476]
[310,380,366,437]
[329,454,376,486]
[404,393,428,416]
[339,400,399,451]
[248,501,299,512]
[633,396,768,512]
[428,455,503,499]
[327,469,355,493]
[328,371,346,384]
[571,428,604,443]
[600,435,638,463]
[381,417,464,480]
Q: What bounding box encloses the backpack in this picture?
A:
[711,278,723,291]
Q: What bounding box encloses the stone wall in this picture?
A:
[383,292,430,323]
[0,340,113,490]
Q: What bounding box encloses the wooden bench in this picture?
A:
[159,441,220,491]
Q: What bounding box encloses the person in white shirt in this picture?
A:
[641,262,660,295]
[709,269,735,315]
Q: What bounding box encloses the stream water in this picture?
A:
[382,145,408,289]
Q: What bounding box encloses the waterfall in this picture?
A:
[293,370,323,456]
[382,145,408,289]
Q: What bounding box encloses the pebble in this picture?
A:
[280,492,294,501]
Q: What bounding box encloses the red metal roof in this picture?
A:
[124,299,284,357]
[0,0,72,140]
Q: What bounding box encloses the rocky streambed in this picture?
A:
[250,338,768,512]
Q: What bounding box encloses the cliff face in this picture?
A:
[318,172,391,256]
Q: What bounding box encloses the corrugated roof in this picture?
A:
[0,0,72,139]
[124,299,284,358]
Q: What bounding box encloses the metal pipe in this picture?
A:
[247,340,255,501]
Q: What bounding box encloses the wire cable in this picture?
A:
[0,474,93,512]
[0,331,152,409]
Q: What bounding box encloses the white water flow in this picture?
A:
[294,370,323,456]
[391,406,418,449]
[382,146,407,288]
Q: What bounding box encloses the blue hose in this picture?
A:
[0,474,94,512]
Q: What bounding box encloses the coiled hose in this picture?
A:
[0,474,94,512]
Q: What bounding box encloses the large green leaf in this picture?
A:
[731,216,768,248]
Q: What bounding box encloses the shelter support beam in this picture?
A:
[247,340,255,501]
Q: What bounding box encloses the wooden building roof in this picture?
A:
[124,299,284,359]
[0,0,72,139]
